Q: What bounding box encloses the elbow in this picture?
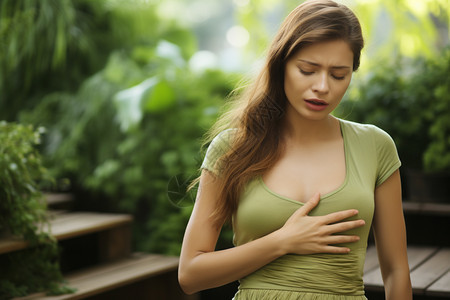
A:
[178,267,199,295]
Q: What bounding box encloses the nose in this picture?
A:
[312,72,329,94]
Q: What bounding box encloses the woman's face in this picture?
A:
[283,39,354,122]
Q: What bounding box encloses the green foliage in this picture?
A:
[1,0,86,120]
[335,58,429,169]
[21,40,237,254]
[1,0,233,258]
[235,0,448,70]
[7,0,447,265]
[423,48,450,172]
[0,122,49,238]
[1,0,191,121]
[0,122,73,298]
[352,0,445,59]
[335,47,450,172]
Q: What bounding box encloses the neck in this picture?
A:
[281,114,339,145]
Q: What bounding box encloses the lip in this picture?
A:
[304,98,329,111]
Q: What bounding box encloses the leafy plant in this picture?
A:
[335,57,430,170]
[0,123,47,237]
[423,48,450,173]
[3,0,235,258]
[0,122,74,298]
[21,39,237,255]
[335,47,450,174]
[1,0,180,122]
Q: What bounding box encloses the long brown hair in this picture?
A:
[199,0,364,227]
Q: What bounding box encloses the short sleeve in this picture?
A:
[373,126,402,186]
[201,129,235,176]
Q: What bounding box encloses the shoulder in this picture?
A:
[201,128,237,175]
[340,118,399,162]
[339,118,395,144]
[207,128,237,154]
[210,128,236,144]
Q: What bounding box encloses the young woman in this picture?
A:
[179,0,412,299]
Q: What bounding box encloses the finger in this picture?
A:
[317,245,351,254]
[297,192,320,216]
[321,209,360,224]
[324,219,366,234]
[323,234,360,245]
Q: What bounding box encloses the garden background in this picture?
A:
[0,0,449,296]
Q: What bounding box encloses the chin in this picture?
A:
[302,111,331,122]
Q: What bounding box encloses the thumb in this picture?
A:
[298,192,320,216]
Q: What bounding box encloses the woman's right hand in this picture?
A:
[277,192,365,255]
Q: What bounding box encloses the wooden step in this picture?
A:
[410,247,450,295]
[13,253,197,300]
[0,212,132,256]
[427,270,450,297]
[364,245,450,297]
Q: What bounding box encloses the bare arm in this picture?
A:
[372,169,412,300]
[178,170,364,294]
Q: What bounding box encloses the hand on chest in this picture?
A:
[262,139,346,203]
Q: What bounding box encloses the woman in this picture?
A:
[179,0,412,299]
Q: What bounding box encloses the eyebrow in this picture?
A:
[297,59,351,70]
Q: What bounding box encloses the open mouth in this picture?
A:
[304,99,329,111]
[305,99,328,106]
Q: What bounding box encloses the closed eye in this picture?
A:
[332,75,346,80]
[300,67,347,80]
[300,69,314,75]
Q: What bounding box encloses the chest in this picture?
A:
[234,175,375,247]
[262,138,346,203]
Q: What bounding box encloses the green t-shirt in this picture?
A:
[201,119,401,297]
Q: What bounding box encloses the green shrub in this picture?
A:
[1,0,188,122]
[21,41,237,255]
[0,122,74,298]
[422,48,450,173]
[3,0,235,257]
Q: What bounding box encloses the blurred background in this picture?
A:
[1,0,449,265]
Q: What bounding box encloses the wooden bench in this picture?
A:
[364,245,450,297]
